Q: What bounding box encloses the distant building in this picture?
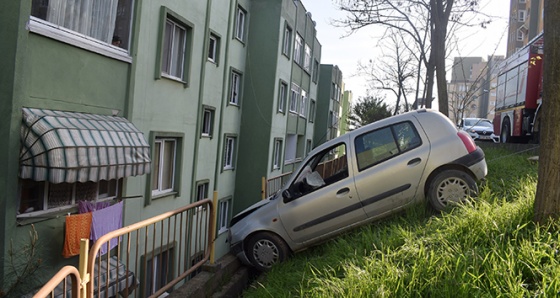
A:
[507,0,544,57]
[447,56,504,124]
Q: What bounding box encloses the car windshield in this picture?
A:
[465,119,492,128]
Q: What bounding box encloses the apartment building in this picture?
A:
[233,0,322,214]
[0,0,352,295]
[447,56,504,124]
[314,64,344,147]
[507,0,544,57]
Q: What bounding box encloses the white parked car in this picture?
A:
[229,110,488,271]
[459,118,499,143]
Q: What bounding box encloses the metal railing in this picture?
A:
[262,172,292,199]
[34,198,214,298]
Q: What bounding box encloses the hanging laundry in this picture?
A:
[62,212,92,258]
[78,200,111,213]
[90,201,123,255]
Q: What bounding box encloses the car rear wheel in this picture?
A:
[501,119,511,143]
[246,232,289,271]
[428,170,478,212]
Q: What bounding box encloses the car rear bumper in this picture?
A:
[453,147,488,180]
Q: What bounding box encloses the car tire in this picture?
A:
[246,232,290,271]
[427,170,478,212]
[501,119,510,143]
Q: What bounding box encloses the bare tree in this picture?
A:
[335,0,489,116]
[534,0,560,223]
[356,30,416,115]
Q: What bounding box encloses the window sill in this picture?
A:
[161,73,187,85]
[17,207,78,226]
[27,17,132,63]
[151,191,179,201]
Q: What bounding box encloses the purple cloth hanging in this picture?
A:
[90,201,123,255]
[78,200,111,213]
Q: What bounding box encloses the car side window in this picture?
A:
[355,121,421,171]
[290,143,348,199]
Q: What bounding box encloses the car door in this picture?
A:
[278,140,367,244]
[352,120,430,218]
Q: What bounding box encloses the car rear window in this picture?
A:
[355,121,421,171]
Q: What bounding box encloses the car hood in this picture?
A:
[466,125,494,132]
[230,197,272,226]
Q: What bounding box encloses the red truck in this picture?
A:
[494,32,544,143]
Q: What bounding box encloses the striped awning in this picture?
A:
[20,108,151,184]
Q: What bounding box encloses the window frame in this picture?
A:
[518,9,527,22]
[28,1,133,62]
[309,99,316,123]
[289,83,300,113]
[304,44,312,72]
[201,106,215,138]
[278,81,288,113]
[312,59,320,83]
[229,69,243,106]
[273,138,283,170]
[294,33,303,65]
[147,132,183,204]
[17,179,121,219]
[156,7,193,86]
[235,6,247,42]
[282,24,293,57]
[195,180,210,201]
[218,198,231,234]
[300,89,307,118]
[223,135,237,171]
[208,32,221,64]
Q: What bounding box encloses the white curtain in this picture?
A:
[46,0,118,44]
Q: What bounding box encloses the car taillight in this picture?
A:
[458,130,477,153]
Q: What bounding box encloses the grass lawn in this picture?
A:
[242,145,560,297]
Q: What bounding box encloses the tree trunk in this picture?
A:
[534,0,560,223]
[431,0,452,116]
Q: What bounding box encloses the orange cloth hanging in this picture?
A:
[62,212,92,258]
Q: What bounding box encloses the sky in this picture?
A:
[301,0,511,105]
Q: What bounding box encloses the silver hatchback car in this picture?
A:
[229,110,487,271]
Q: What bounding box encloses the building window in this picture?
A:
[208,33,220,63]
[273,139,283,170]
[304,44,311,71]
[278,81,288,113]
[306,139,313,155]
[201,107,214,137]
[161,18,187,80]
[283,25,292,57]
[309,99,316,123]
[312,60,319,83]
[300,90,307,117]
[229,71,242,105]
[518,10,527,22]
[284,134,297,164]
[289,83,300,113]
[152,137,178,196]
[294,34,303,65]
[145,248,174,296]
[235,6,247,41]
[30,0,134,52]
[218,199,231,234]
[517,28,525,41]
[223,136,237,170]
[196,181,209,201]
[18,179,120,217]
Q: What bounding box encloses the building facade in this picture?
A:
[447,56,504,124]
[314,64,344,147]
[507,0,544,57]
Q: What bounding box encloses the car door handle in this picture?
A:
[407,157,421,166]
[336,187,350,196]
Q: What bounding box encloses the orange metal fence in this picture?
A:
[34,198,214,298]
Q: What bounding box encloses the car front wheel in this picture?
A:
[246,232,289,271]
[427,170,478,212]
